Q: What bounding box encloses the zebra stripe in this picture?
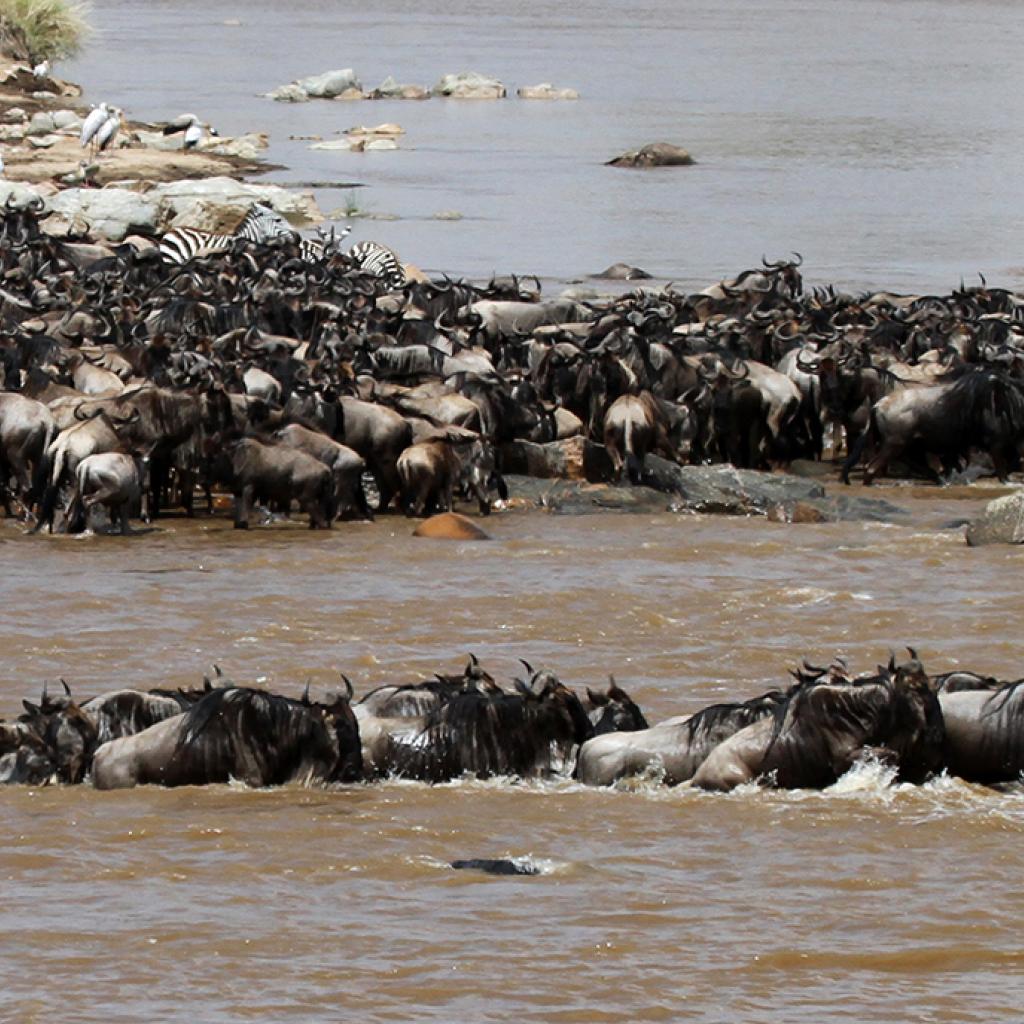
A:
[348,240,406,290]
[158,204,298,265]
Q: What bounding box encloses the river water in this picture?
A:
[66,0,1024,291]
[5,2,1024,1020]
[4,488,1024,1022]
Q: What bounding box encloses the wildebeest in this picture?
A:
[396,436,507,516]
[211,437,333,529]
[365,676,592,782]
[603,391,687,484]
[844,366,1024,484]
[939,680,1024,783]
[273,422,370,519]
[64,450,150,534]
[692,656,944,791]
[337,396,413,511]
[18,695,99,784]
[0,392,56,516]
[576,689,786,786]
[92,686,362,789]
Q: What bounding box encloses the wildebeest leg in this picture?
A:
[234,484,253,529]
[862,442,897,485]
[118,503,130,535]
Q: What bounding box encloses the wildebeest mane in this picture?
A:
[980,678,1024,720]
[386,688,591,783]
[84,689,185,744]
[680,689,788,767]
[175,686,356,786]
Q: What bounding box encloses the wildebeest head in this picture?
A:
[19,697,99,784]
[585,677,649,735]
[459,438,507,515]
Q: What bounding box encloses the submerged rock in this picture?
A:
[433,72,506,99]
[606,143,695,168]
[413,512,491,540]
[501,437,614,483]
[505,476,671,515]
[593,262,653,280]
[265,83,310,103]
[965,490,1024,546]
[370,76,430,100]
[297,68,362,98]
[517,83,579,100]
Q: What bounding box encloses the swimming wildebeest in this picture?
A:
[91,686,362,789]
[365,676,593,782]
[576,689,786,786]
[939,680,1024,784]
[692,655,944,791]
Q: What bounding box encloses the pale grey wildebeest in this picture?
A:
[65,451,150,534]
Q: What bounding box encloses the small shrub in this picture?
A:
[0,0,92,65]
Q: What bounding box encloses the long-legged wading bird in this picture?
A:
[163,113,215,151]
[79,103,109,157]
[95,108,122,156]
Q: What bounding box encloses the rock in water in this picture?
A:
[965,490,1024,546]
[413,512,491,540]
[606,142,695,168]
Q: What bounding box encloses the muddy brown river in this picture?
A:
[4,485,1024,1022]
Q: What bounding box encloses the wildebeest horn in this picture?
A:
[906,645,919,661]
[586,686,607,706]
[338,673,354,701]
[518,658,534,676]
[302,682,310,705]
[61,679,71,696]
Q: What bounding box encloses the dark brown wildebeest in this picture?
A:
[692,655,944,791]
[212,437,333,529]
[273,422,371,520]
[602,391,689,484]
[91,686,362,789]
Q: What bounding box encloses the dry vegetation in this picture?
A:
[0,0,91,64]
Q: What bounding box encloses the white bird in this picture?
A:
[94,108,121,156]
[32,59,50,78]
[162,113,215,151]
[79,102,108,155]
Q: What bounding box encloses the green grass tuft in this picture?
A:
[0,0,93,64]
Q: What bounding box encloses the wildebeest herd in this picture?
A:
[2,197,1024,533]
[4,651,1024,793]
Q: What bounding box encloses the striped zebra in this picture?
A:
[158,203,299,265]
[347,240,406,291]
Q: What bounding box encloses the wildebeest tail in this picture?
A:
[624,418,643,485]
[28,417,57,507]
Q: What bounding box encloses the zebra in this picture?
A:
[158,203,299,265]
[347,240,406,291]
